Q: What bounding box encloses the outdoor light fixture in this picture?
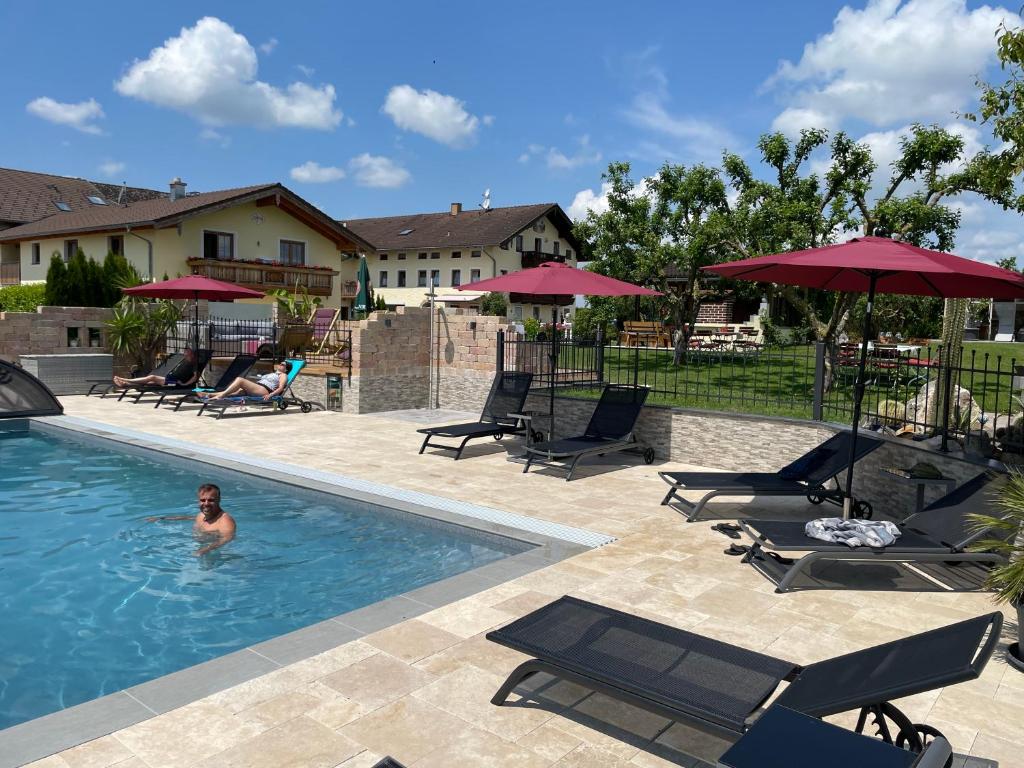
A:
[384,317,392,328]
[469,320,477,330]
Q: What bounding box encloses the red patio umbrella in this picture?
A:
[705,235,1024,517]
[459,261,660,435]
[123,275,264,355]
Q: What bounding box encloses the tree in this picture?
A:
[575,161,730,363]
[44,253,68,306]
[479,292,507,317]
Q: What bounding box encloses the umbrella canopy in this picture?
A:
[121,274,264,301]
[708,236,1024,298]
[122,274,264,356]
[458,261,660,437]
[354,257,371,313]
[704,236,1024,518]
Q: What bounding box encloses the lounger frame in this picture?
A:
[522,434,654,482]
[196,359,316,418]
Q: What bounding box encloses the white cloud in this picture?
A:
[115,17,342,130]
[98,160,125,177]
[482,114,495,127]
[546,135,602,170]
[348,153,411,188]
[26,97,104,134]
[290,161,345,183]
[199,127,231,147]
[259,37,278,55]
[568,183,612,221]
[768,0,1019,133]
[382,85,479,147]
[296,64,315,78]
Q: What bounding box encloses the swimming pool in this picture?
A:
[0,424,532,731]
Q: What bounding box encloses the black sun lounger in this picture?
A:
[417,371,534,459]
[88,353,184,398]
[488,596,1001,755]
[738,470,1011,592]
[162,353,258,410]
[522,385,653,481]
[659,431,883,521]
[122,349,213,404]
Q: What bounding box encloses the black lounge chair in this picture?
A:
[659,431,883,521]
[161,353,258,410]
[122,349,213,404]
[370,759,408,768]
[417,371,535,460]
[718,705,953,768]
[738,470,1012,592]
[88,353,184,398]
[488,595,1001,755]
[522,385,653,481]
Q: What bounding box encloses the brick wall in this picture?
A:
[0,306,113,363]
[696,298,734,324]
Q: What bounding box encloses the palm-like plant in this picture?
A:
[106,297,183,373]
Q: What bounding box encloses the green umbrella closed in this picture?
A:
[354,256,371,314]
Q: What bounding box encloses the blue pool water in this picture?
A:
[0,426,528,730]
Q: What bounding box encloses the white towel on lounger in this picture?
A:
[805,517,901,548]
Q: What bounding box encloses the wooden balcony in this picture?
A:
[0,262,20,286]
[340,280,358,299]
[520,251,567,270]
[187,258,338,296]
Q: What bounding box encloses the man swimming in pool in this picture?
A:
[147,483,236,556]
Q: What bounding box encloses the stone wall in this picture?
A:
[434,310,506,413]
[0,306,113,363]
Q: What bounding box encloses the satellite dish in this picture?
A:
[480,188,491,211]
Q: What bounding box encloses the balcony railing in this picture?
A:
[0,262,20,286]
[340,280,358,298]
[187,258,338,296]
[519,251,567,270]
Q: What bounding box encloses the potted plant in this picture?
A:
[106,297,183,373]
[968,470,1024,671]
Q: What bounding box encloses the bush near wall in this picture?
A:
[0,283,46,312]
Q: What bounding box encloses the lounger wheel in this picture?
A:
[807,493,826,505]
[896,723,949,756]
[531,430,544,443]
[492,432,504,441]
[854,500,873,519]
[277,401,288,410]
[643,447,655,464]
[300,402,313,413]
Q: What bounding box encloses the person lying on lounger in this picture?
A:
[199,359,290,402]
[147,482,236,556]
[113,349,199,389]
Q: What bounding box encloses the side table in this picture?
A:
[880,467,957,515]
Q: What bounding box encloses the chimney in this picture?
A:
[169,177,187,201]
[450,202,462,216]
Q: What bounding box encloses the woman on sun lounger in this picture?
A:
[113,349,198,389]
[200,360,290,402]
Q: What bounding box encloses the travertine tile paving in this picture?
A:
[22,397,1024,767]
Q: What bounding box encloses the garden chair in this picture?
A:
[737,470,1012,592]
[197,358,315,418]
[522,384,654,480]
[487,595,1001,756]
[417,371,536,459]
[659,431,882,521]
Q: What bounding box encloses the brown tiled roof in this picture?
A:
[342,203,580,253]
[0,167,166,227]
[0,183,375,252]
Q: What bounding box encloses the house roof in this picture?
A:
[342,203,581,253]
[0,167,166,227]
[0,182,375,252]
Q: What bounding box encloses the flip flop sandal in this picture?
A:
[712,523,742,539]
[723,544,750,556]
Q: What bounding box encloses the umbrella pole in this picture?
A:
[550,305,557,439]
[193,292,199,358]
[843,272,877,519]
[633,295,640,389]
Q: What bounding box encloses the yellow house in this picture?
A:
[342,202,583,320]
[0,178,374,312]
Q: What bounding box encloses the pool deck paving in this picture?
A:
[18,397,1024,768]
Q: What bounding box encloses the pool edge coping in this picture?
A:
[0,415,611,768]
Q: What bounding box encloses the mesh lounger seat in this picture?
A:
[161,353,258,410]
[121,349,214,404]
[89,353,184,398]
[659,431,883,521]
[488,596,1001,755]
[738,470,1011,592]
[522,385,653,481]
[197,359,313,418]
[417,371,534,460]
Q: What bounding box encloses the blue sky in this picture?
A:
[2,0,1023,263]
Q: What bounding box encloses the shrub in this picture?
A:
[523,316,541,340]
[571,307,614,341]
[0,283,46,312]
[479,292,507,317]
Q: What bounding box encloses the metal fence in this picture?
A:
[165,316,352,377]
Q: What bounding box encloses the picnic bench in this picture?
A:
[619,320,671,348]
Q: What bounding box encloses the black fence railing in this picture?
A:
[164,316,352,378]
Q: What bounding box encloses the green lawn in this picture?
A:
[551,340,1024,422]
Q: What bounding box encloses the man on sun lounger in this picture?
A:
[113,349,199,389]
[147,483,236,556]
